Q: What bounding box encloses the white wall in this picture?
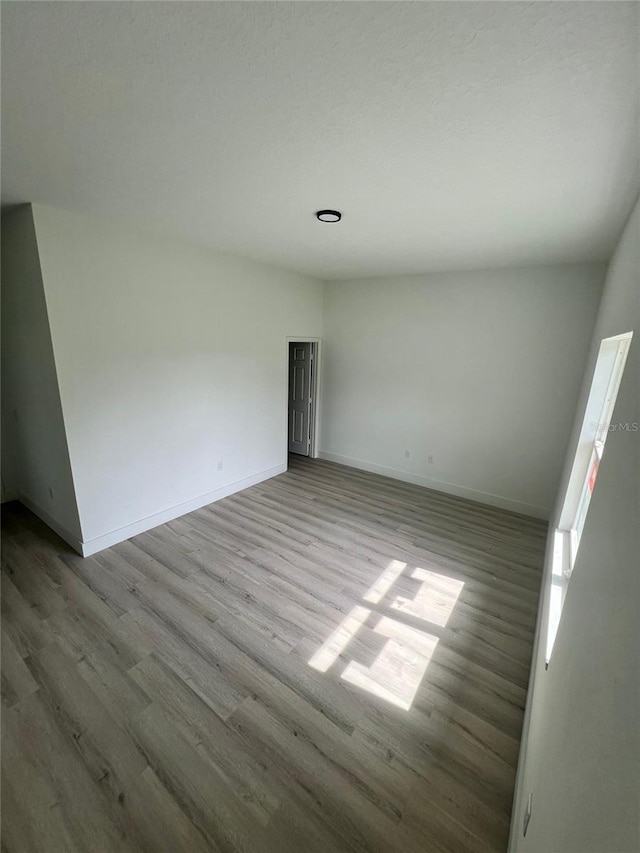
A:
[1,206,82,543]
[31,204,323,553]
[321,265,604,517]
[510,197,640,852]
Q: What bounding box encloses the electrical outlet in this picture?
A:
[523,792,533,837]
[428,455,434,464]
[217,460,223,471]
[404,450,410,459]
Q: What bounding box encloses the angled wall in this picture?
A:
[31,204,323,555]
[510,197,640,851]
[1,205,82,546]
[321,264,604,518]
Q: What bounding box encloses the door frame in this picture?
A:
[285,336,322,460]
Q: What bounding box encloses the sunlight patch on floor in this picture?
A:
[391,567,464,627]
[308,559,464,711]
[363,559,406,604]
[342,616,439,710]
[308,605,371,673]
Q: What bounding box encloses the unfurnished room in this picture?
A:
[1,2,638,852]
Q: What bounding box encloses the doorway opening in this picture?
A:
[287,340,320,458]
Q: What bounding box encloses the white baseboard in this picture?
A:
[21,466,287,556]
[17,492,84,553]
[77,463,287,557]
[318,451,549,520]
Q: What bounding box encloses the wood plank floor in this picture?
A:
[1,456,546,853]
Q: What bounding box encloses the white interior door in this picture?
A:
[288,342,313,456]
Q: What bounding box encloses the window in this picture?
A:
[546,332,633,664]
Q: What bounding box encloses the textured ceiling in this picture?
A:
[2,2,638,280]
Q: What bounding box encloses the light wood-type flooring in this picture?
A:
[1,456,546,853]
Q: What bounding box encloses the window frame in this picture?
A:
[546,332,633,664]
